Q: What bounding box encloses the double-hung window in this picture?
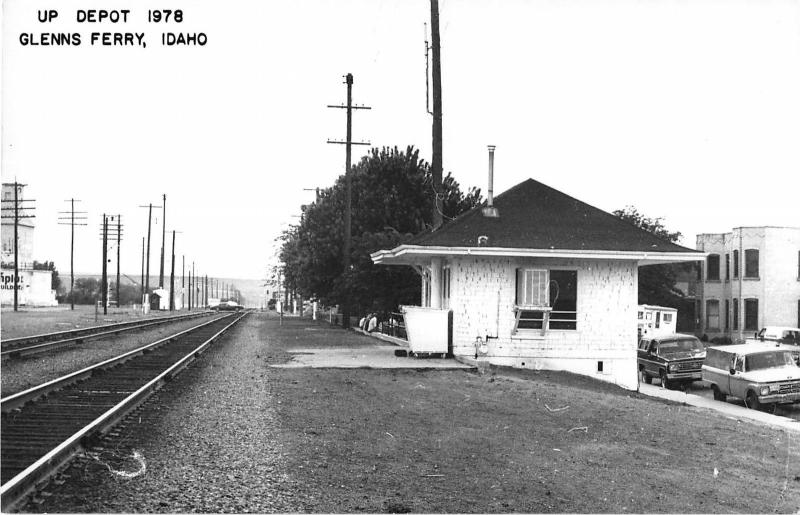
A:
[514,268,577,332]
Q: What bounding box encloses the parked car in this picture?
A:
[702,343,800,410]
[637,334,706,389]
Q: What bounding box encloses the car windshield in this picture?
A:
[658,338,703,353]
[745,351,796,371]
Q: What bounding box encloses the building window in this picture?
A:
[663,313,673,323]
[744,249,759,278]
[724,254,730,281]
[733,298,739,331]
[744,298,759,331]
[706,300,720,331]
[724,299,729,330]
[733,250,739,279]
[706,254,720,281]
[514,269,577,332]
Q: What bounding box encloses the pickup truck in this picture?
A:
[702,343,800,410]
[637,334,706,389]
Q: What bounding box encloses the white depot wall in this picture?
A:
[448,256,639,390]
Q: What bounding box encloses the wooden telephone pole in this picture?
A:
[327,73,371,329]
[429,0,444,229]
[57,199,87,310]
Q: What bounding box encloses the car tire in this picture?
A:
[711,385,726,401]
[659,371,671,390]
[640,369,652,384]
[745,390,761,411]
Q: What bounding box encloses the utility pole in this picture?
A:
[429,0,444,229]
[204,275,208,307]
[159,194,166,288]
[182,255,185,310]
[327,73,371,329]
[102,215,123,308]
[139,202,162,309]
[188,264,193,310]
[1,182,36,312]
[57,199,87,310]
[100,215,108,315]
[169,230,180,311]
[140,237,145,300]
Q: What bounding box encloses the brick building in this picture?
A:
[696,227,800,341]
[372,178,704,390]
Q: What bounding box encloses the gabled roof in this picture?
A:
[372,178,705,266]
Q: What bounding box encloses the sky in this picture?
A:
[2,0,799,281]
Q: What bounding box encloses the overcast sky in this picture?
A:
[2,0,798,281]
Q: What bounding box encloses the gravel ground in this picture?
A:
[12,312,800,513]
[1,313,221,396]
[19,313,299,513]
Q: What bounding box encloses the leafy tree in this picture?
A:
[280,145,481,315]
[65,277,100,305]
[613,206,693,307]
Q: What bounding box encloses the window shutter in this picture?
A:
[515,268,521,305]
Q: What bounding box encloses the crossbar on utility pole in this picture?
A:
[327,73,371,329]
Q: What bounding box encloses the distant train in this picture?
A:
[211,300,244,311]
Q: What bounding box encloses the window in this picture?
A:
[733,250,739,279]
[706,300,720,331]
[706,255,720,281]
[663,313,673,323]
[724,254,730,281]
[733,298,739,331]
[514,269,577,332]
[744,249,759,278]
[724,299,729,330]
[744,298,759,331]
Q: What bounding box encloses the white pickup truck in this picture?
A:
[702,343,800,410]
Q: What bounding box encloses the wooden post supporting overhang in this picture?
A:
[430,257,443,309]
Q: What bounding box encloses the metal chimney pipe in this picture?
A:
[487,145,496,207]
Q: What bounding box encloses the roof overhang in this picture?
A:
[371,245,707,266]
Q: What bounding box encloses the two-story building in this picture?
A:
[696,226,800,341]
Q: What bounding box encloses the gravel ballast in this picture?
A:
[20,313,298,513]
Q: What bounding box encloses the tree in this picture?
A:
[280,145,481,316]
[613,206,692,307]
[66,277,100,305]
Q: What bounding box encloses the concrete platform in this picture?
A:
[271,345,473,370]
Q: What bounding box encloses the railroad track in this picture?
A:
[0,311,213,359]
[0,310,250,511]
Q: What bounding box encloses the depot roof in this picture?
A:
[371,178,705,266]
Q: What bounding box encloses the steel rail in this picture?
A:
[0,310,250,512]
[1,311,213,359]
[1,313,234,413]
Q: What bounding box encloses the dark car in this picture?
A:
[638,334,706,389]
